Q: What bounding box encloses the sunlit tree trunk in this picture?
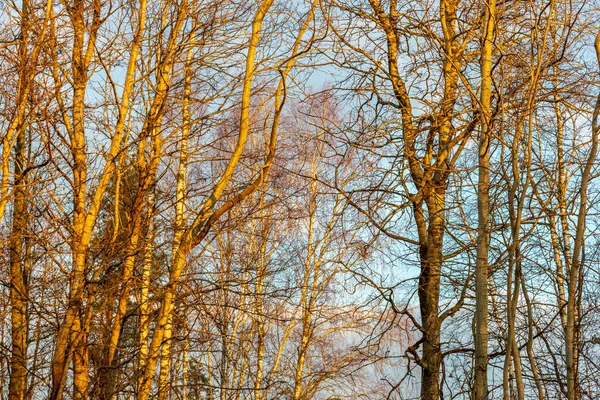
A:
[474,1,494,397]
[7,2,53,396]
[157,314,173,400]
[49,0,102,396]
[137,188,155,392]
[9,118,29,400]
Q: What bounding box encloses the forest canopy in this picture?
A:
[1,0,600,399]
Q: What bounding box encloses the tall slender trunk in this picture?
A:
[8,1,52,395]
[520,273,544,399]
[182,335,189,400]
[71,314,89,399]
[154,27,195,400]
[9,123,29,400]
[157,314,173,400]
[137,188,155,392]
[418,200,444,400]
[475,1,494,398]
[49,0,102,396]
[293,178,319,400]
[503,119,528,400]
[253,235,267,400]
[52,0,94,388]
[565,30,600,400]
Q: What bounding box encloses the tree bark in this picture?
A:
[9,117,29,400]
[565,30,600,400]
[475,0,494,397]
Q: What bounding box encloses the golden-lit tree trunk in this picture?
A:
[9,120,28,400]
[8,2,36,397]
[157,314,173,400]
[155,25,195,400]
[49,0,102,396]
[7,3,53,394]
[137,188,155,391]
[71,314,89,399]
[182,335,189,400]
[474,0,494,398]
[158,25,197,399]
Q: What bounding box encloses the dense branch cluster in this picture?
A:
[0,0,599,399]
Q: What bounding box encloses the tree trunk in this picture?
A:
[475,0,494,397]
[566,30,600,400]
[418,195,444,400]
[9,121,28,400]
